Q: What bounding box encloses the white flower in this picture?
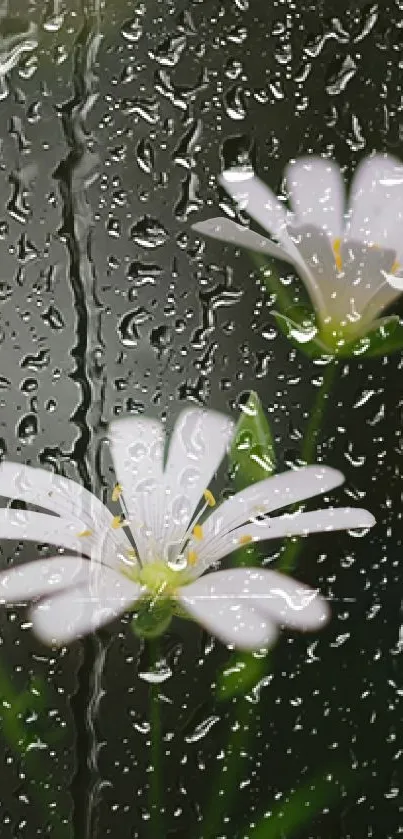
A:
[0,409,374,649]
[193,155,403,348]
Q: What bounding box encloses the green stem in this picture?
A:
[202,698,251,839]
[300,362,338,465]
[148,640,164,839]
[278,361,338,574]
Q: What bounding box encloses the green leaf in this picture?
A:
[217,651,268,701]
[339,315,403,358]
[272,307,332,359]
[249,763,364,839]
[229,391,276,490]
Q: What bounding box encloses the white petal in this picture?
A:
[285,156,345,240]
[183,568,329,632]
[0,509,92,555]
[0,462,111,531]
[179,575,278,650]
[109,416,165,560]
[110,417,165,503]
[383,270,403,291]
[347,154,403,259]
[30,566,142,645]
[0,556,90,602]
[219,171,290,240]
[0,508,129,568]
[338,240,400,323]
[193,507,375,570]
[219,172,327,303]
[161,408,234,551]
[287,225,341,323]
[192,217,293,263]
[200,465,344,549]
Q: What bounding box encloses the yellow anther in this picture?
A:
[187,550,198,566]
[392,259,400,273]
[193,524,204,541]
[78,529,93,538]
[333,238,342,271]
[111,515,125,529]
[203,489,216,507]
[127,548,137,560]
[239,534,253,545]
[112,483,123,502]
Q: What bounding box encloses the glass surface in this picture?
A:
[0,1,401,837]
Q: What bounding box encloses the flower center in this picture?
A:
[123,559,192,596]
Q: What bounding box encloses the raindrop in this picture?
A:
[149,325,173,355]
[0,282,12,301]
[126,261,162,287]
[17,413,38,444]
[130,216,168,249]
[185,716,220,743]
[107,217,121,238]
[223,84,247,121]
[20,378,38,394]
[220,134,256,177]
[138,661,172,684]
[224,59,243,80]
[20,349,50,371]
[41,306,65,331]
[176,9,196,35]
[326,54,357,95]
[118,308,150,347]
[353,3,378,42]
[121,15,143,43]
[175,172,202,221]
[227,25,248,44]
[167,554,188,572]
[149,35,187,67]
[136,138,155,175]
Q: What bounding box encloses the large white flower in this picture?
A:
[0,409,374,649]
[193,155,403,351]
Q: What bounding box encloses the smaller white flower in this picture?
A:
[0,409,374,649]
[193,155,403,349]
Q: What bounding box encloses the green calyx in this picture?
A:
[134,561,191,595]
[127,561,193,639]
[273,306,403,360]
[131,596,174,639]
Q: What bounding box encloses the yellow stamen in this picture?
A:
[333,238,342,271]
[112,483,123,502]
[127,548,137,560]
[239,534,253,545]
[392,259,400,273]
[187,550,198,566]
[78,529,93,537]
[203,489,216,507]
[193,524,204,541]
[111,514,125,529]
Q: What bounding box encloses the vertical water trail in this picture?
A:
[53,2,106,837]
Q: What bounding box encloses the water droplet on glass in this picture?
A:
[130,217,168,249]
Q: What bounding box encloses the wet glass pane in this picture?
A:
[0,1,401,837]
